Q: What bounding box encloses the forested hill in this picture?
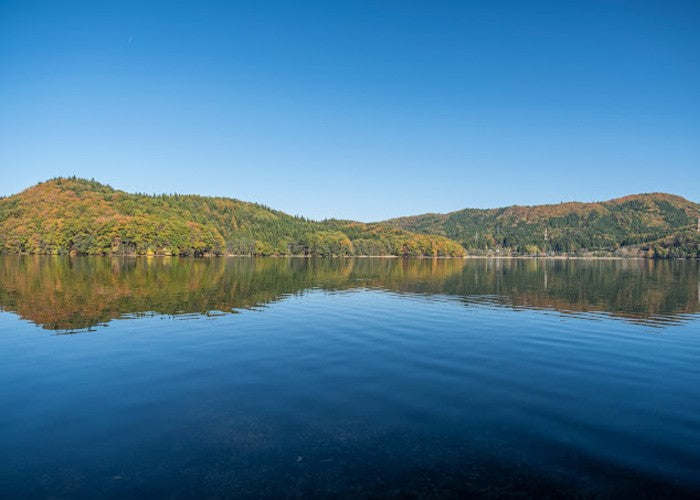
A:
[2,179,698,258]
[0,178,465,257]
[385,194,700,258]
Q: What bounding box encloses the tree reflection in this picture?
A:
[0,256,697,331]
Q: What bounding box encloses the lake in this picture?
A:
[1,256,699,497]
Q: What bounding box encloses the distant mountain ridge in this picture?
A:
[0,178,697,258]
[385,193,700,258]
[0,178,465,257]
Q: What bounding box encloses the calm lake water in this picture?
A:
[1,256,699,498]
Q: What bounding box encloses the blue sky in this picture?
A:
[1,1,698,221]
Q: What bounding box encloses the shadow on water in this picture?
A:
[0,255,698,331]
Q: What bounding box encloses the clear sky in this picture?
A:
[1,1,698,221]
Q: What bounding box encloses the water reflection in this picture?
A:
[0,256,697,331]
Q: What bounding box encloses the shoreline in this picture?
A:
[0,253,694,260]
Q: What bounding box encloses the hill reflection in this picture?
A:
[0,256,697,331]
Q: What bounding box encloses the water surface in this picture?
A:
[1,256,699,497]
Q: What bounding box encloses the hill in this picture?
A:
[0,178,465,257]
[1,257,697,331]
[385,194,700,258]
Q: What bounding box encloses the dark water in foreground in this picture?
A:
[0,256,699,498]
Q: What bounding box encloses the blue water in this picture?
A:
[0,257,699,497]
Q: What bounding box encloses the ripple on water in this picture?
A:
[0,257,699,497]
